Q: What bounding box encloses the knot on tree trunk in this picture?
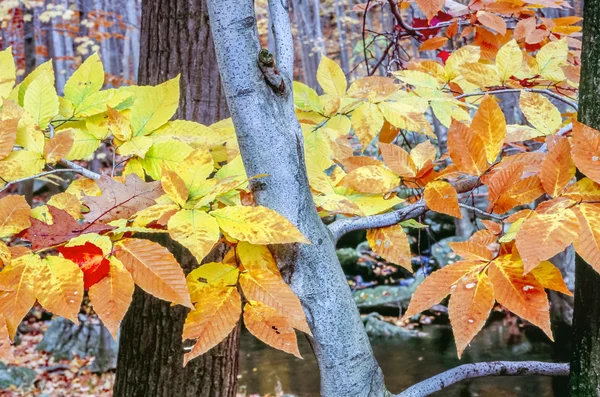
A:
[258,49,286,95]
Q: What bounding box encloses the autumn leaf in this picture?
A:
[183,283,241,365]
[82,174,163,224]
[448,272,495,358]
[168,209,220,263]
[530,260,572,296]
[486,163,524,211]
[420,37,448,51]
[0,253,39,338]
[316,56,347,97]
[351,102,384,148]
[494,176,545,214]
[379,142,417,178]
[339,165,400,194]
[564,178,600,202]
[0,195,31,238]
[496,40,523,82]
[44,130,74,164]
[519,91,561,136]
[244,301,302,358]
[114,238,192,308]
[447,120,488,176]
[424,180,462,218]
[88,256,135,339]
[210,206,309,245]
[0,110,19,161]
[238,242,280,275]
[470,95,506,163]
[448,241,494,261]
[415,0,445,21]
[161,166,189,207]
[572,204,600,273]
[488,255,553,339]
[0,315,13,362]
[37,256,84,325]
[571,121,600,185]
[477,11,507,35]
[186,262,240,303]
[57,242,111,289]
[540,136,575,197]
[20,206,113,250]
[410,140,437,171]
[367,224,412,271]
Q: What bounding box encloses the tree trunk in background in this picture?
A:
[113,1,238,396]
[291,0,324,89]
[569,0,600,394]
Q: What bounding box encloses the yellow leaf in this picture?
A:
[9,60,53,106]
[316,56,346,97]
[339,165,400,194]
[573,204,600,273]
[445,46,480,82]
[488,255,552,339]
[117,135,153,159]
[458,63,501,88]
[130,76,180,136]
[0,149,45,183]
[351,102,384,149]
[410,140,437,170]
[571,122,600,184]
[47,192,82,219]
[0,47,16,99]
[171,147,216,200]
[519,91,562,135]
[37,256,83,325]
[496,39,522,82]
[0,196,31,238]
[515,208,579,273]
[293,82,322,112]
[88,256,134,339]
[564,178,600,203]
[536,39,568,82]
[347,194,403,216]
[16,110,44,155]
[402,261,485,319]
[107,106,132,141]
[238,242,280,275]
[447,120,488,176]
[63,52,104,108]
[449,272,495,358]
[0,253,38,339]
[186,262,240,304]
[539,136,575,197]
[44,130,74,164]
[424,180,462,218]
[210,206,309,244]
[183,283,241,365]
[0,241,10,267]
[346,76,399,103]
[64,129,101,161]
[0,103,20,161]
[23,69,58,130]
[114,238,193,308]
[430,99,471,128]
[379,142,417,178]
[75,88,131,118]
[161,167,189,207]
[244,301,302,358]
[367,225,412,271]
[139,140,194,180]
[530,260,572,296]
[167,209,220,263]
[239,269,309,334]
[470,95,506,163]
[378,102,435,137]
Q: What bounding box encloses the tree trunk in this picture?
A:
[569,0,600,394]
[206,1,387,395]
[113,1,238,396]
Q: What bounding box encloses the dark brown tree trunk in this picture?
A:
[113,1,238,396]
[569,1,600,394]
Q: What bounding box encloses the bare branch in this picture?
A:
[458,203,507,221]
[386,0,424,39]
[267,0,293,80]
[328,176,480,241]
[0,168,96,195]
[456,88,578,110]
[58,159,101,180]
[396,361,569,397]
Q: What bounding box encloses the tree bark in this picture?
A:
[206,1,387,395]
[113,1,237,396]
[569,0,600,394]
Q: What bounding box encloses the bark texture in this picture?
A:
[113,1,238,396]
[206,2,387,396]
[569,1,600,394]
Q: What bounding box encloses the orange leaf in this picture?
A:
[88,257,135,339]
[448,272,495,358]
[402,261,485,320]
[482,220,502,235]
[244,301,301,358]
[540,136,575,197]
[367,224,412,271]
[448,241,494,261]
[415,0,445,21]
[488,255,552,339]
[516,207,579,273]
[410,140,437,171]
[470,95,506,163]
[0,195,31,238]
[0,114,18,161]
[486,163,524,211]
[420,37,448,51]
[0,315,13,362]
[339,165,400,194]
[239,269,309,334]
[0,254,38,339]
[183,284,241,365]
[564,178,600,202]
[495,176,545,214]
[477,11,507,35]
[424,180,462,218]
[447,120,488,176]
[379,143,417,178]
[530,260,572,296]
[114,238,193,308]
[573,204,600,273]
[44,130,74,164]
[514,17,537,41]
[469,229,498,247]
[571,121,600,185]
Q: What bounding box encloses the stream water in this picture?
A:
[238,324,565,396]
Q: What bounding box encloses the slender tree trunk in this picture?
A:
[206,1,387,395]
[113,1,238,396]
[569,1,600,394]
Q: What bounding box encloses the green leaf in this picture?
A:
[64,53,104,108]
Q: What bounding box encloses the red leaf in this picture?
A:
[57,242,111,289]
[20,206,113,250]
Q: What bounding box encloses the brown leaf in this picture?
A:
[82,174,163,224]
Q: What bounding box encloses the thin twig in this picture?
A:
[0,168,94,194]
[396,361,569,397]
[458,203,507,221]
[456,88,578,110]
[58,159,102,180]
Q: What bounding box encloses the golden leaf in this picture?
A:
[540,136,575,197]
[186,262,240,304]
[37,256,83,325]
[571,121,600,185]
[114,238,192,308]
[530,260,572,296]
[238,242,280,275]
[0,315,14,362]
[470,95,506,163]
[0,110,19,161]
[316,56,347,97]
[0,254,38,339]
[167,209,220,263]
[367,224,412,271]
[415,0,445,21]
[379,143,417,178]
[572,204,600,273]
[519,91,561,136]
[424,180,462,218]
[458,63,501,88]
[44,130,74,164]
[447,120,488,176]
[339,165,400,194]
[0,196,31,238]
[496,40,523,82]
[244,301,302,358]
[88,257,135,339]
[448,241,494,261]
[161,166,189,207]
[420,37,448,51]
[351,102,384,149]
[410,140,437,171]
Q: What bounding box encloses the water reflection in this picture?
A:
[238,324,557,396]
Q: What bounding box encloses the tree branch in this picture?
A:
[0,167,98,195]
[329,177,480,241]
[396,361,569,397]
[58,159,101,180]
[458,203,507,221]
[267,0,293,80]
[456,88,578,110]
